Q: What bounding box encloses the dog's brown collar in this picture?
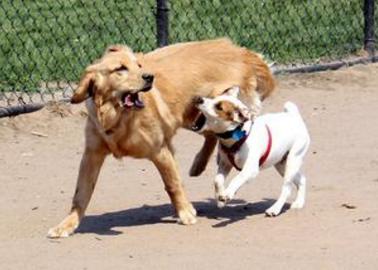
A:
[220,124,272,171]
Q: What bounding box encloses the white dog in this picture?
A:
[194,86,310,216]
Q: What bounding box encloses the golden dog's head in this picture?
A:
[71,45,154,131]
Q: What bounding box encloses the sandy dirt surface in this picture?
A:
[1,64,378,270]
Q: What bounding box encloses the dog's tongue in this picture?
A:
[124,94,134,107]
[123,93,144,108]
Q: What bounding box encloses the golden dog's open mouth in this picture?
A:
[121,83,152,109]
[122,92,145,108]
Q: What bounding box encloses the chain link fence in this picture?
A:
[0,0,376,117]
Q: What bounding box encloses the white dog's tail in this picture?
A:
[284,101,301,116]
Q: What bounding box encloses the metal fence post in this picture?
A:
[156,0,169,47]
[364,0,375,58]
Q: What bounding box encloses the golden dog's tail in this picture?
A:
[252,52,276,101]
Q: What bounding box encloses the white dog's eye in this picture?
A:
[215,103,222,111]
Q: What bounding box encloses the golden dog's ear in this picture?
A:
[135,52,145,63]
[71,72,95,104]
[104,44,130,55]
[222,86,240,97]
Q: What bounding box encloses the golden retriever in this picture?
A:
[47,38,275,238]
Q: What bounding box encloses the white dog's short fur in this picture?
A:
[195,86,310,216]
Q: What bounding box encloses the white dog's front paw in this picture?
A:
[214,192,225,208]
[265,205,282,217]
[217,191,234,207]
[216,199,226,208]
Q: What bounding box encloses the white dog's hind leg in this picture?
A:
[265,181,294,217]
[291,173,306,209]
[266,157,302,217]
[289,140,309,210]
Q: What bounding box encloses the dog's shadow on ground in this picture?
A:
[77,198,290,236]
[200,198,290,228]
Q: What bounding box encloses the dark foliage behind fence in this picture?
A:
[0,0,376,117]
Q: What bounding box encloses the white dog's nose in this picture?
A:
[193,96,204,105]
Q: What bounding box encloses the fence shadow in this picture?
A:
[77,198,290,236]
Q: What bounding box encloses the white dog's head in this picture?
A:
[193,86,252,134]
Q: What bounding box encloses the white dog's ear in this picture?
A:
[223,86,240,97]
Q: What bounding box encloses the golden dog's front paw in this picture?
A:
[187,203,197,217]
[178,204,197,225]
[47,215,79,238]
[47,225,73,238]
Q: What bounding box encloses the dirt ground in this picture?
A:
[1,63,378,270]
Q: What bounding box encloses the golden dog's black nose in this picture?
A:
[193,96,204,105]
[142,73,154,84]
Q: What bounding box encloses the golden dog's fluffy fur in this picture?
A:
[47,38,275,238]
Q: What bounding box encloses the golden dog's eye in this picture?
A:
[114,65,128,72]
[137,63,142,68]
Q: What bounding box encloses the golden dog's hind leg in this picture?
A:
[47,147,107,238]
[152,146,197,225]
[189,133,217,177]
